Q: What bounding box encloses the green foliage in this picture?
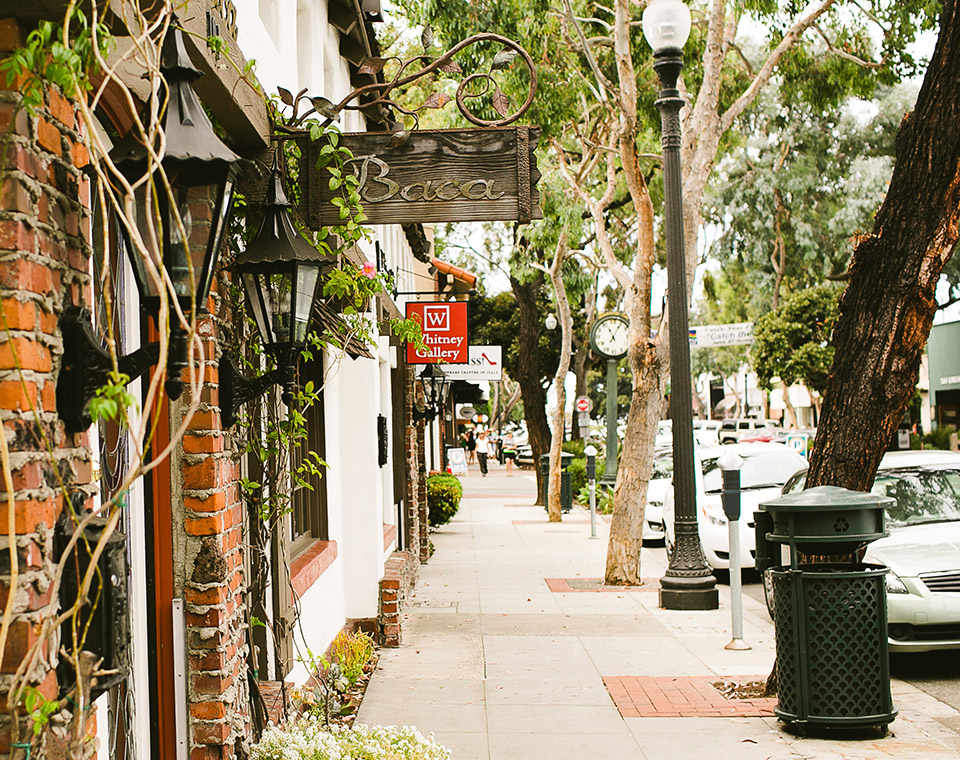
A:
[566,457,586,495]
[577,483,613,514]
[88,371,138,427]
[0,11,112,114]
[426,473,463,526]
[922,426,957,451]
[330,629,375,687]
[561,440,585,457]
[751,285,840,394]
[22,686,59,737]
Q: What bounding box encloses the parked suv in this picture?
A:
[719,418,780,444]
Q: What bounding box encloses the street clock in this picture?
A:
[590,314,629,359]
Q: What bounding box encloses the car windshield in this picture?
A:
[871,469,960,527]
[652,456,673,481]
[702,451,804,493]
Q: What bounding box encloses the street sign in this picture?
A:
[575,396,592,413]
[406,301,468,364]
[786,433,810,459]
[689,322,754,348]
[438,346,502,381]
[448,448,468,476]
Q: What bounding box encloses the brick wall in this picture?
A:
[178,298,250,759]
[377,551,418,647]
[0,18,96,756]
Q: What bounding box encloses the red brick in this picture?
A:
[70,140,88,169]
[184,492,226,514]
[0,620,41,672]
[185,514,225,536]
[36,118,61,156]
[190,701,226,721]
[191,649,226,671]
[0,103,28,137]
[192,672,233,695]
[188,410,220,431]
[192,721,229,744]
[0,221,34,253]
[48,88,74,130]
[190,747,223,760]
[0,338,52,372]
[12,458,42,489]
[1,177,34,213]
[185,586,227,606]
[0,258,57,294]
[0,380,37,411]
[183,433,224,454]
[0,498,59,534]
[1,300,37,331]
[183,459,217,490]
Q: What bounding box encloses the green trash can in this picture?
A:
[541,453,574,512]
[757,486,897,733]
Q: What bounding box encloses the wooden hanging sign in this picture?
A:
[300,126,542,226]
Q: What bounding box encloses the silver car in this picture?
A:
[776,450,960,653]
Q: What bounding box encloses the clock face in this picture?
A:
[592,316,629,358]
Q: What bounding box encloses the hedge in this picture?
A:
[427,473,463,526]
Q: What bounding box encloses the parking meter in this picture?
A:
[585,445,598,539]
[717,450,749,651]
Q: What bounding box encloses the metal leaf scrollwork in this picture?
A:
[274,32,537,132]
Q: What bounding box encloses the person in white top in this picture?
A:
[475,430,490,476]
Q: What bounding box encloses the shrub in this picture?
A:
[923,425,956,450]
[562,440,586,457]
[577,484,614,514]
[251,720,450,760]
[567,457,587,495]
[427,473,463,526]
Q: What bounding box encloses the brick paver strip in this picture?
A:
[603,676,777,718]
[512,520,592,525]
[544,577,660,592]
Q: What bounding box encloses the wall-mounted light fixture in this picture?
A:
[413,364,449,423]
[221,153,335,428]
[57,21,246,433]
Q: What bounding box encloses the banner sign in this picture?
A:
[689,322,754,348]
[438,346,502,381]
[303,126,542,226]
[406,302,468,364]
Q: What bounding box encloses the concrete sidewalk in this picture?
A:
[357,464,960,759]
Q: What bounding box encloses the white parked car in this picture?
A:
[775,450,960,653]
[693,419,721,447]
[642,453,672,542]
[662,442,807,570]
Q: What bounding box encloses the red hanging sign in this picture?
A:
[406,302,468,364]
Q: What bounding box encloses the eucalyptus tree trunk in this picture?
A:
[543,235,572,522]
[806,0,960,489]
[511,272,551,505]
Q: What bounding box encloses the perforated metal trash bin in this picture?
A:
[758,486,898,732]
[541,453,574,512]
[771,565,895,729]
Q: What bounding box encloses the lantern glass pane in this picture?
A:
[242,271,271,348]
[127,183,162,301]
[167,186,194,299]
[293,264,320,345]
[265,271,293,344]
[203,176,235,301]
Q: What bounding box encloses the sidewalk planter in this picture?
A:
[250,721,450,760]
[541,453,574,512]
[758,486,898,734]
[427,474,463,526]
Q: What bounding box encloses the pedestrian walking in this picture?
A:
[464,428,476,464]
[475,430,490,476]
[502,431,517,475]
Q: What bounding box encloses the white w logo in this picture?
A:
[424,306,450,330]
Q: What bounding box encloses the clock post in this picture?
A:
[589,314,629,488]
[601,357,619,487]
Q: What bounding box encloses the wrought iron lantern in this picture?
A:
[57,21,246,432]
[221,154,334,428]
[413,364,450,423]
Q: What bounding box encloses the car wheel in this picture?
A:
[763,569,775,620]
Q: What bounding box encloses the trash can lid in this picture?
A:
[761,485,894,513]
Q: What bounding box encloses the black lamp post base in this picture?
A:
[659,576,719,610]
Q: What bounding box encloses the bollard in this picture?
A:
[718,450,750,651]
[585,445,598,539]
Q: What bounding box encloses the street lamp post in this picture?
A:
[645,0,719,610]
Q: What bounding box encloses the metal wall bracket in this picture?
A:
[57,306,161,434]
[220,356,286,428]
